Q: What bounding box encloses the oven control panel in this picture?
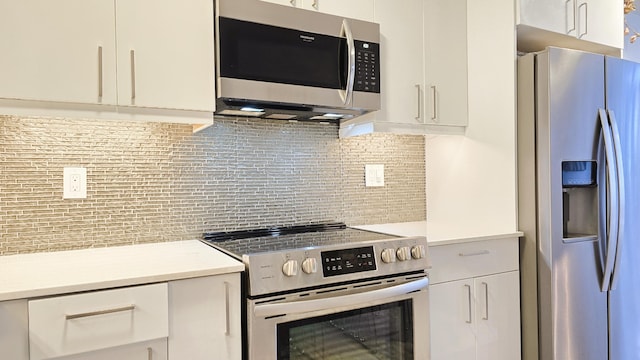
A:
[321,246,377,277]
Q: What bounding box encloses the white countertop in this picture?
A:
[351,221,523,246]
[0,240,244,301]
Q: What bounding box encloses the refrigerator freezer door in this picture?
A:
[536,47,608,360]
[606,56,640,360]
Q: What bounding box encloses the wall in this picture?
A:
[425,0,518,235]
[0,116,426,255]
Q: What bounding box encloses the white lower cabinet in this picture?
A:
[429,238,521,360]
[2,273,242,360]
[168,273,242,360]
[0,300,29,360]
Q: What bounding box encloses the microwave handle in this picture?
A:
[340,19,356,106]
[253,277,428,318]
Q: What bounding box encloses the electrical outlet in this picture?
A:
[365,164,384,187]
[63,167,87,199]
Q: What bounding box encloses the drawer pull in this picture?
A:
[458,250,490,257]
[65,304,136,320]
[147,347,152,360]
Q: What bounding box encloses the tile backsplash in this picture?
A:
[0,116,425,255]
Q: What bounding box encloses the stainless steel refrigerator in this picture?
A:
[518,47,640,360]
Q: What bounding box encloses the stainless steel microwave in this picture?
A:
[214,0,381,122]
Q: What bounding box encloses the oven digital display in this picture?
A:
[321,246,377,277]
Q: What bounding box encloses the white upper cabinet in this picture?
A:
[115,0,214,112]
[424,0,468,128]
[0,0,215,129]
[261,0,374,21]
[0,0,117,105]
[373,0,425,129]
[517,0,623,54]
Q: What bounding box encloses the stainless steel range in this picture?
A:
[202,222,430,360]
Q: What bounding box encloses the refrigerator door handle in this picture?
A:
[598,108,620,292]
[608,109,625,291]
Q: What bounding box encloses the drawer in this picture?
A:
[28,283,168,360]
[428,238,518,284]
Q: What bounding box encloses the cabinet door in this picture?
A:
[260,0,296,6]
[578,0,623,49]
[0,0,117,105]
[57,339,167,360]
[430,279,476,360]
[374,0,424,125]
[518,0,572,36]
[305,0,374,21]
[0,300,29,360]
[475,271,521,360]
[424,0,468,127]
[168,273,242,360]
[115,0,215,111]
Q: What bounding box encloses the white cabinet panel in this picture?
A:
[424,0,468,127]
[28,283,168,360]
[430,279,477,360]
[475,272,521,360]
[261,0,374,21]
[0,300,29,360]
[0,0,117,105]
[429,238,520,360]
[55,338,167,360]
[374,0,424,126]
[115,0,215,111]
[168,273,242,360]
[517,0,623,53]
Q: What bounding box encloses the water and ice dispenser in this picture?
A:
[562,161,598,241]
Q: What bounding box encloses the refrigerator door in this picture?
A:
[606,56,640,360]
[536,47,608,360]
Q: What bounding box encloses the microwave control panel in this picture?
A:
[354,41,380,93]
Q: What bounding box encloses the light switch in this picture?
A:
[365,164,385,187]
[63,167,87,199]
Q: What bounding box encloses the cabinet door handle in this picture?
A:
[430,85,437,121]
[482,282,489,320]
[224,281,231,335]
[130,49,136,101]
[578,2,588,38]
[458,250,490,257]
[415,84,422,122]
[147,347,152,360]
[289,0,296,5]
[65,304,135,320]
[97,46,103,99]
[312,0,318,9]
[565,0,576,34]
[464,284,472,324]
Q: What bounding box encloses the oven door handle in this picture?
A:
[253,277,428,318]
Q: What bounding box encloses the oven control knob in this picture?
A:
[411,245,426,259]
[282,260,299,277]
[302,258,318,274]
[381,248,397,263]
[396,246,411,261]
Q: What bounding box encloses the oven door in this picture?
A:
[247,276,429,360]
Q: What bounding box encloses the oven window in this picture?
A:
[277,300,414,360]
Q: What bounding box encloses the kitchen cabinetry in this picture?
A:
[0,0,117,105]
[115,0,214,112]
[429,238,520,360]
[517,0,623,55]
[29,283,169,360]
[0,0,214,130]
[340,0,470,137]
[0,300,29,360]
[260,0,374,21]
[168,274,242,360]
[424,0,468,128]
